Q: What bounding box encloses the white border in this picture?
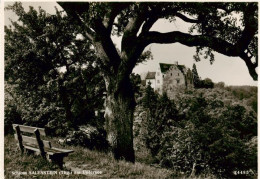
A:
[0,1,259,178]
[1,0,4,178]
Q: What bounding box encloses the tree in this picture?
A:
[143,93,178,157]
[57,2,257,162]
[130,73,142,97]
[201,78,214,88]
[142,82,158,111]
[192,63,201,88]
[153,89,257,177]
[5,3,105,135]
[191,64,214,88]
[215,82,225,88]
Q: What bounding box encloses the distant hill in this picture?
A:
[220,85,257,113]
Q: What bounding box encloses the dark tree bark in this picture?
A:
[104,76,135,162]
[88,28,139,161]
[93,36,141,162]
[58,82,73,128]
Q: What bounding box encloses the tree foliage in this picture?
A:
[5,3,105,135]
[192,64,214,89]
[225,85,258,113]
[143,92,179,157]
[59,2,258,81]
[140,87,257,177]
[192,63,200,88]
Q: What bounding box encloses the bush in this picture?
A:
[143,93,179,157]
[4,105,22,135]
[140,88,257,177]
[195,78,214,88]
[65,125,109,151]
[4,81,105,137]
[201,78,214,88]
[4,83,23,135]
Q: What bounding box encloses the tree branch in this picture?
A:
[83,27,95,41]
[240,52,258,80]
[141,31,257,80]
[58,2,96,41]
[235,3,258,53]
[175,13,200,23]
[59,2,121,74]
[121,14,146,68]
[123,16,145,39]
[140,16,158,34]
[103,2,132,33]
[142,31,237,56]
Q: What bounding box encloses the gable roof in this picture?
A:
[159,63,186,74]
[146,72,156,79]
[159,63,173,73]
[177,65,186,74]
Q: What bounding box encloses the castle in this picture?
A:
[145,62,194,96]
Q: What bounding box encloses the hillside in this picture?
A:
[133,84,257,178]
[4,135,175,179]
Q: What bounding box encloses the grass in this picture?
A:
[4,135,175,179]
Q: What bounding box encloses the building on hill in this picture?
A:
[145,72,156,89]
[145,62,194,96]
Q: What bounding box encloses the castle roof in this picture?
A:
[159,63,186,74]
[146,72,156,79]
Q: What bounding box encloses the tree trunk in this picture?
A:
[58,83,74,128]
[104,76,135,162]
[93,38,137,162]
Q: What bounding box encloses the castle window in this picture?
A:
[163,75,164,78]
[176,79,180,84]
[171,73,172,76]
[178,73,179,76]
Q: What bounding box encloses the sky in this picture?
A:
[4,2,258,86]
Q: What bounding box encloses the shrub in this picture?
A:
[65,125,109,151]
[4,83,22,135]
[141,88,257,177]
[201,78,214,88]
[143,93,179,157]
[4,105,22,135]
